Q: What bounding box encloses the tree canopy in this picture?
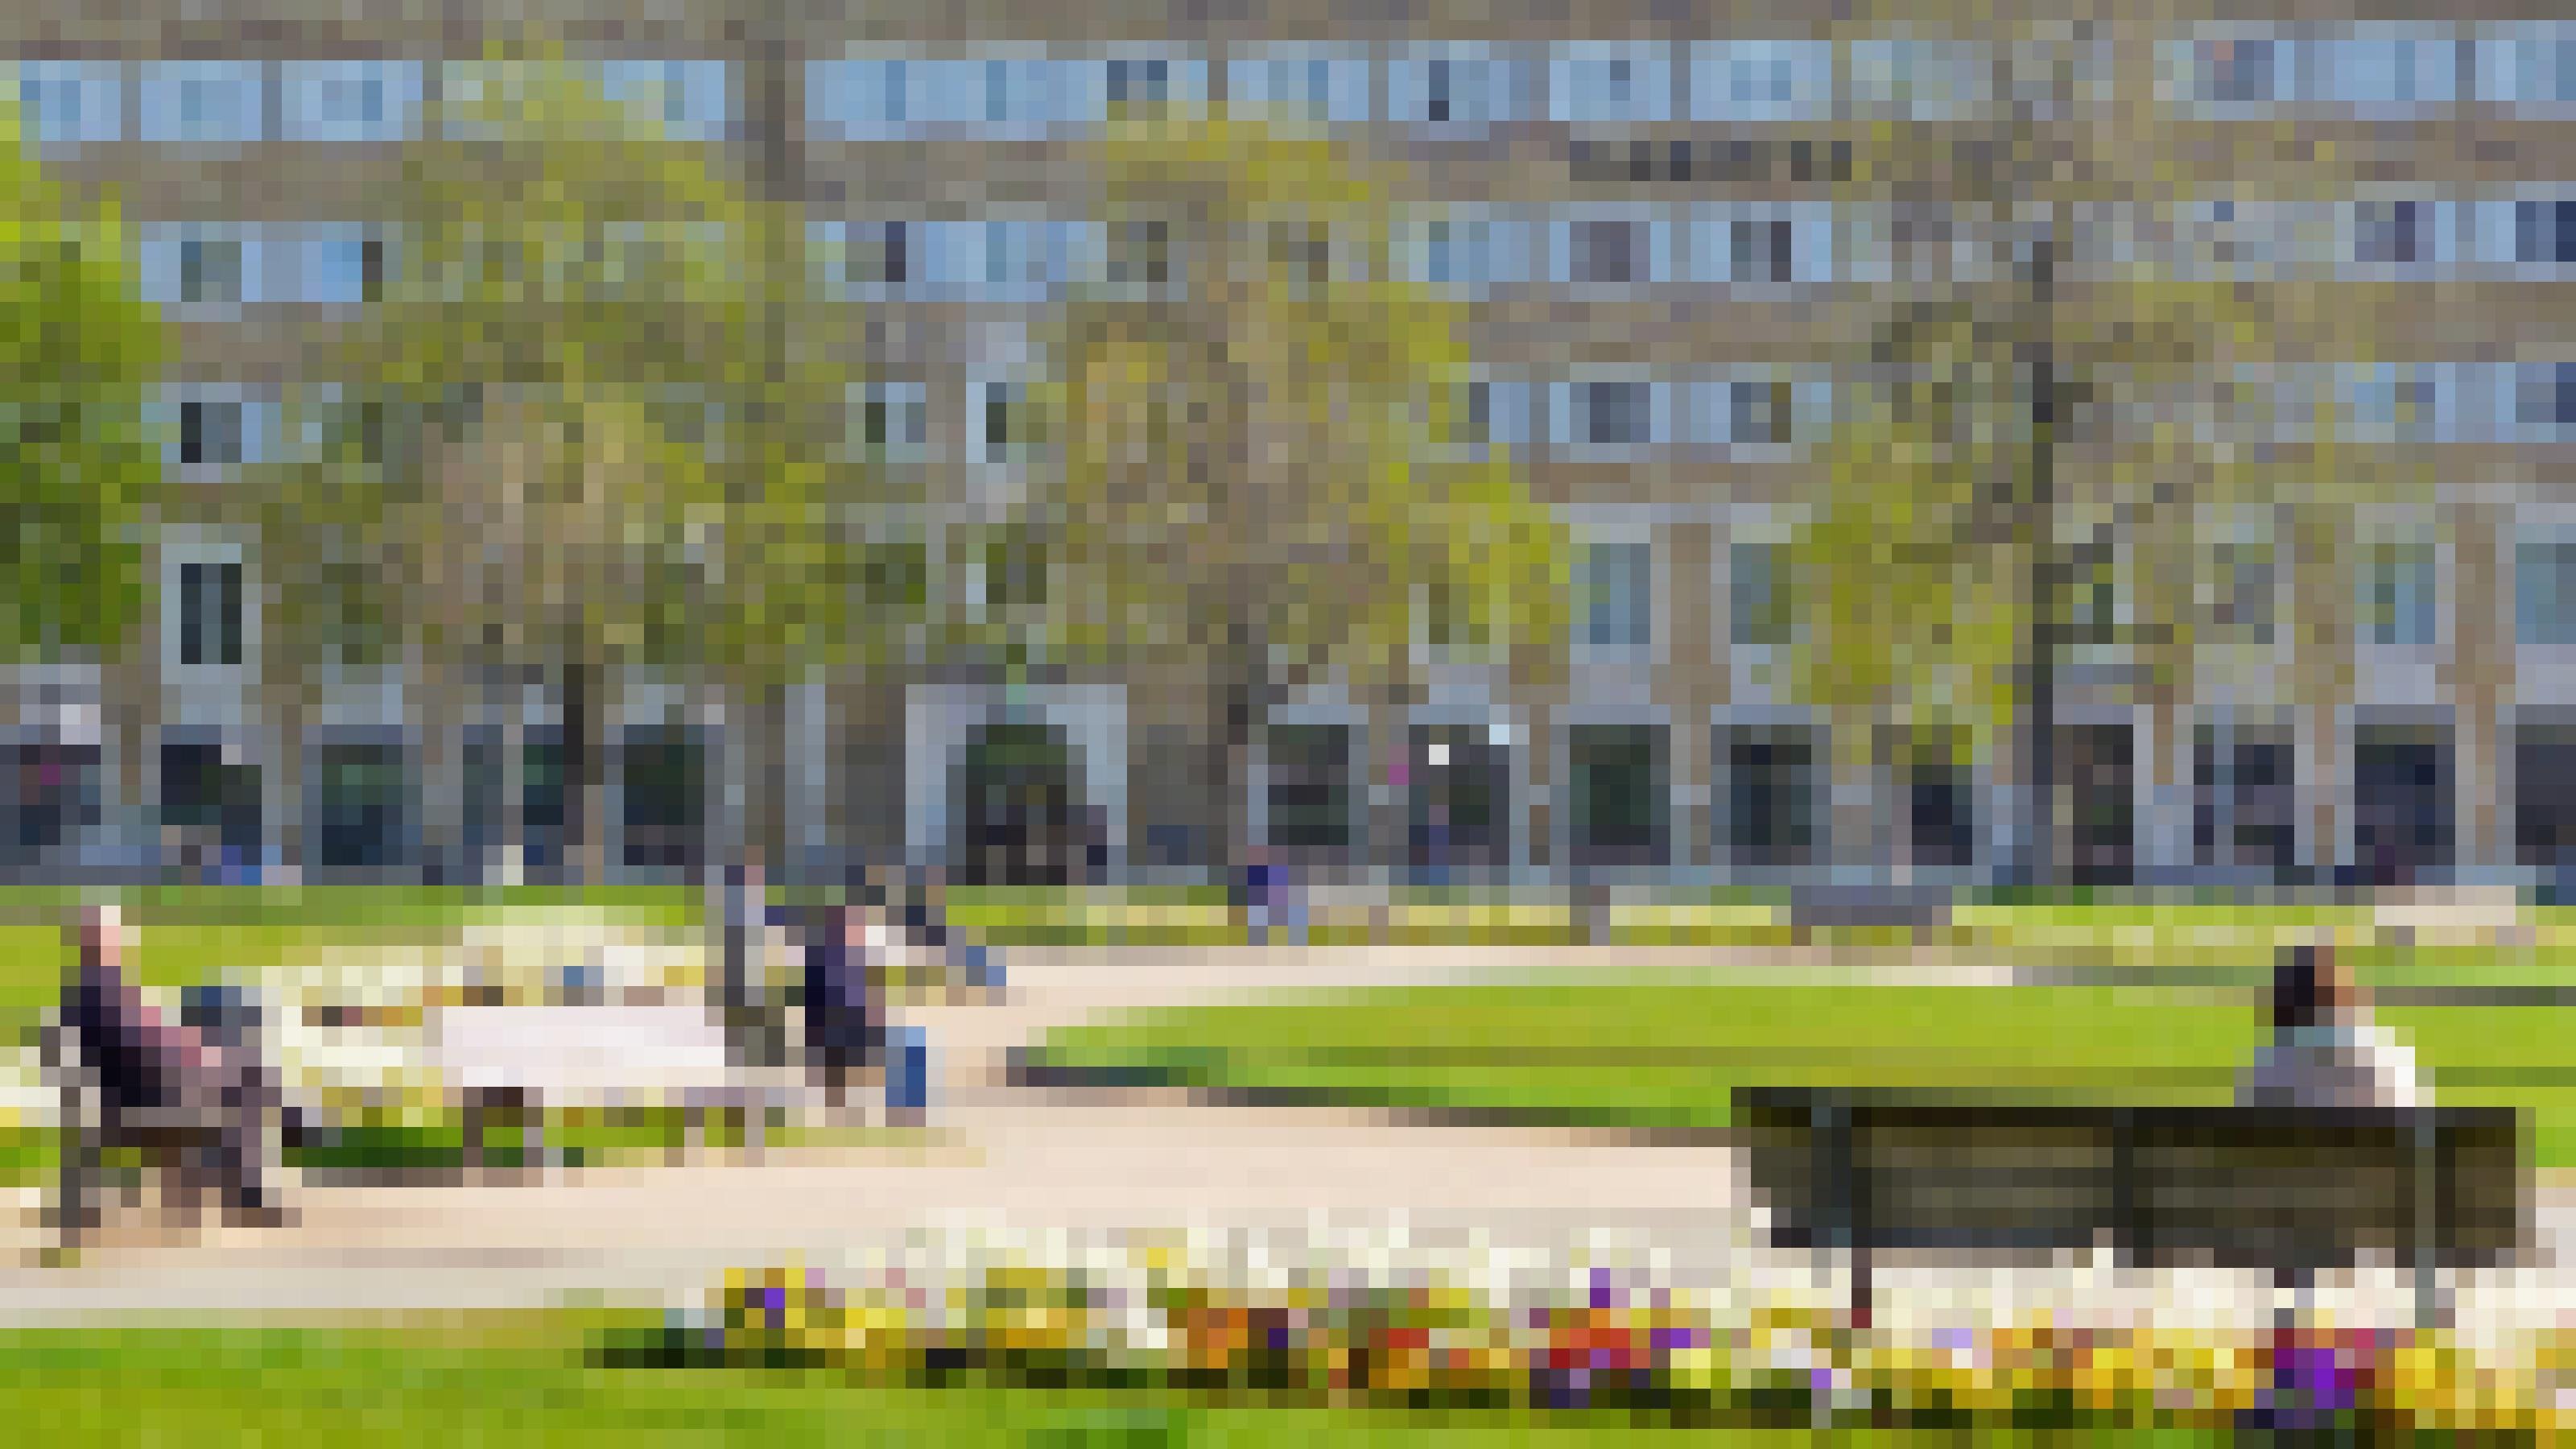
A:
[0,95,170,665]
[1030,110,1575,864]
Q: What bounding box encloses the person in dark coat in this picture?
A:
[801,901,879,1109]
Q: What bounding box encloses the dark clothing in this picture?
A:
[801,907,877,1075]
[68,958,213,1117]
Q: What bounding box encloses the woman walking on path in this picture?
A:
[799,898,881,1114]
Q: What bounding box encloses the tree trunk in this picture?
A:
[564,652,610,888]
[2009,225,2062,895]
[741,678,792,885]
[492,668,527,888]
[1827,712,1882,887]
[1205,667,1260,882]
[109,638,159,884]
[268,680,306,885]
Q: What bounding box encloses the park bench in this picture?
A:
[43,995,289,1248]
[1736,1086,2528,1331]
[430,1004,775,1177]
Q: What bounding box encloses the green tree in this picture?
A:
[0,95,171,861]
[1788,21,2433,890]
[1031,110,1574,874]
[242,42,882,887]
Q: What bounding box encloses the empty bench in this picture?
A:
[431,1004,772,1176]
[1736,1087,2528,1331]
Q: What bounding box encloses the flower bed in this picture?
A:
[606,1233,2574,1434]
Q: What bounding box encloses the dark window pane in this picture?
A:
[217,561,243,666]
[178,563,207,666]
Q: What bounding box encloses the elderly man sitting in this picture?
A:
[50,904,289,1250]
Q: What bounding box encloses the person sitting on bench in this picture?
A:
[56,904,287,1245]
[2240,939,2426,1110]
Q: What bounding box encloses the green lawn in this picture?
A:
[2,880,2571,956]
[1032,981,2576,1166]
[0,1319,2236,1447]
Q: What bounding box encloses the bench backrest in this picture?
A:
[1737,1087,2526,1269]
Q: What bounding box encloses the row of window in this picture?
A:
[19,28,2576,151]
[149,527,2557,675]
[2142,196,2576,278]
[807,39,1991,133]
[139,358,2576,472]
[2169,23,2576,114]
[106,198,2576,315]
[1585,535,2471,656]
[17,59,729,145]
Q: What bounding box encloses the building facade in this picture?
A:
[2,1,2571,889]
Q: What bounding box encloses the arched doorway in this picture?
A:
[953,720,1082,886]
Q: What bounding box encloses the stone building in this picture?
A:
[1,1,2569,889]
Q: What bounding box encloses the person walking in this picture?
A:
[801,897,880,1114]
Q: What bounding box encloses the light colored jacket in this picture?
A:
[2236,1014,2427,1110]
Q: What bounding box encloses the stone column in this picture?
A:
[2138,704,2197,886]
[1521,699,1554,886]
[793,668,830,884]
[1827,720,1886,888]
[259,719,294,883]
[2451,504,2510,878]
[1664,522,1715,881]
[2296,701,2351,886]
[1362,694,1406,889]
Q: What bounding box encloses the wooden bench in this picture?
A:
[434,1004,770,1178]
[1736,1087,2528,1331]
[43,1016,288,1248]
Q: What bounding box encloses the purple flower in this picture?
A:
[1651,1326,1703,1356]
[1590,1267,1613,1311]
[762,1286,786,1321]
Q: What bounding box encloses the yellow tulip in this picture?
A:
[1670,1345,1720,1393]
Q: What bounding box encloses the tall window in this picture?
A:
[1730,542,1792,646]
[2211,541,2277,645]
[853,381,927,464]
[2520,540,2576,646]
[2362,539,2438,646]
[1568,378,1653,451]
[2064,536,2124,646]
[179,398,247,467]
[1579,540,1653,652]
[177,560,245,667]
[179,232,246,306]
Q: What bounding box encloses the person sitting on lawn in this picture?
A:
[2239,939,2426,1110]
